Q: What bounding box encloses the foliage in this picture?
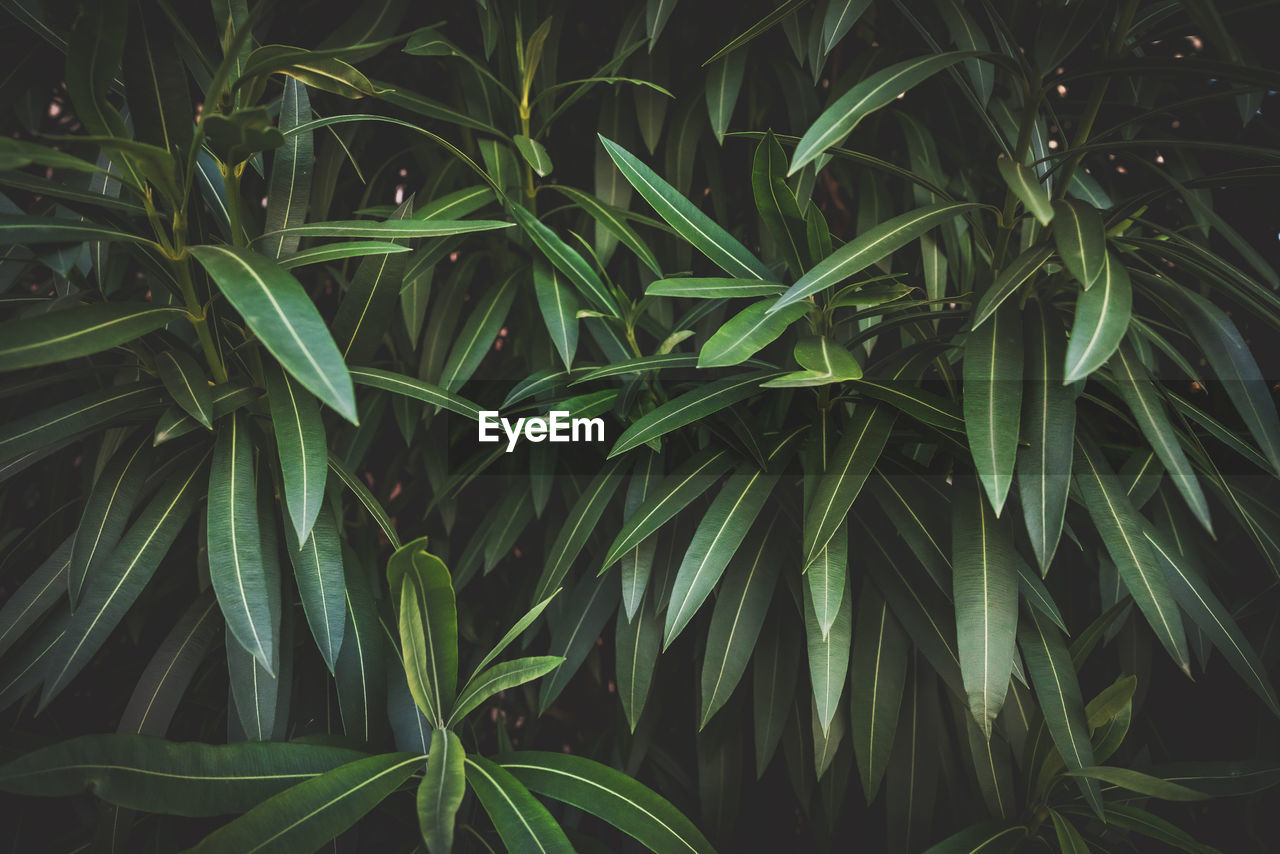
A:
[1,0,1279,851]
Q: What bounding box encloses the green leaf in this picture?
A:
[236,46,387,98]
[514,133,553,176]
[440,269,518,391]
[936,0,993,104]
[1102,804,1218,854]
[393,543,458,727]
[278,241,412,270]
[154,382,258,445]
[805,559,853,735]
[534,261,579,370]
[1052,199,1106,289]
[789,54,977,174]
[450,657,564,725]
[601,448,736,571]
[807,522,848,644]
[647,277,785,298]
[0,380,165,465]
[770,203,981,313]
[802,404,894,568]
[754,610,802,777]
[1065,766,1209,801]
[264,363,327,545]
[263,77,313,260]
[1048,809,1089,854]
[208,413,277,673]
[600,135,776,280]
[752,130,808,277]
[0,735,366,815]
[545,185,663,277]
[156,348,213,430]
[1017,300,1075,572]
[464,756,574,853]
[335,555,386,745]
[227,620,281,742]
[0,536,71,660]
[700,515,783,728]
[188,753,422,853]
[1145,525,1280,716]
[68,434,150,604]
[952,482,1019,738]
[65,0,128,139]
[502,751,717,854]
[0,304,185,373]
[189,245,357,423]
[617,597,662,731]
[1112,343,1212,531]
[284,505,345,674]
[418,730,465,854]
[538,572,620,713]
[511,203,620,317]
[40,449,207,705]
[534,461,625,600]
[698,299,809,368]
[332,196,416,364]
[609,371,782,457]
[1063,250,1132,382]
[1073,433,1190,673]
[256,219,512,241]
[822,0,872,54]
[971,245,1051,330]
[666,450,783,647]
[703,0,807,65]
[849,579,908,802]
[1019,606,1103,818]
[573,353,700,385]
[765,336,865,388]
[0,214,156,247]
[997,157,1053,227]
[706,51,747,145]
[349,366,483,420]
[963,303,1023,515]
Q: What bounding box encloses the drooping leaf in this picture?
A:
[963,303,1023,515]
[1063,250,1132,382]
[706,50,747,145]
[511,203,620,317]
[849,579,908,802]
[464,756,574,853]
[0,304,185,373]
[1052,199,1106,289]
[609,371,782,457]
[284,504,345,673]
[533,261,579,370]
[805,562,854,735]
[417,729,465,854]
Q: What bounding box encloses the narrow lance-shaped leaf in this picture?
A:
[807,511,849,641]
[332,195,416,364]
[617,596,662,731]
[849,578,908,802]
[599,135,776,280]
[538,572,620,713]
[68,434,150,604]
[971,244,1052,330]
[511,203,620,317]
[789,53,977,174]
[805,561,854,735]
[534,461,625,600]
[1018,299,1076,573]
[187,753,423,853]
[464,757,574,854]
[952,480,1019,738]
[118,592,220,737]
[265,362,327,545]
[0,537,72,660]
[1073,433,1190,673]
[190,245,357,423]
[393,544,458,727]
[533,260,578,370]
[513,133,553,177]
[450,656,564,725]
[698,299,809,368]
[264,77,313,260]
[752,130,808,277]
[0,381,166,465]
[417,729,465,854]
[770,203,981,313]
[0,304,185,373]
[284,504,345,673]
[1052,199,1106,289]
[964,303,1023,515]
[1064,250,1132,382]
[998,156,1053,226]
[754,608,802,777]
[1112,342,1212,531]
[706,50,746,145]
[155,348,213,429]
[822,0,872,54]
[440,269,518,392]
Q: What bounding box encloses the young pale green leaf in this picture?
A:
[464,757,574,853]
[533,261,578,370]
[752,130,808,276]
[0,304,185,373]
[602,448,735,570]
[264,363,326,544]
[609,371,782,457]
[771,203,981,313]
[188,753,422,853]
[513,133,553,176]
[1018,300,1075,572]
[511,203,620,317]
[805,559,854,735]
[155,348,212,430]
[68,435,150,604]
[803,404,894,569]
[207,413,277,673]
[700,516,783,728]
[1052,199,1107,289]
[789,53,977,174]
[952,482,1019,738]
[502,750,717,854]
[971,245,1052,330]
[706,50,747,145]
[1064,250,1132,382]
[1112,343,1212,531]
[1145,525,1280,716]
[393,544,458,726]
[40,449,207,707]
[189,245,357,423]
[284,505,345,674]
[849,579,908,802]
[1073,434,1190,673]
[698,299,808,368]
[964,303,1023,515]
[450,656,564,725]
[665,453,783,648]
[418,729,464,854]
[763,336,863,388]
[263,77,313,260]
[600,135,776,280]
[0,735,366,815]
[648,277,785,298]
[997,157,1053,226]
